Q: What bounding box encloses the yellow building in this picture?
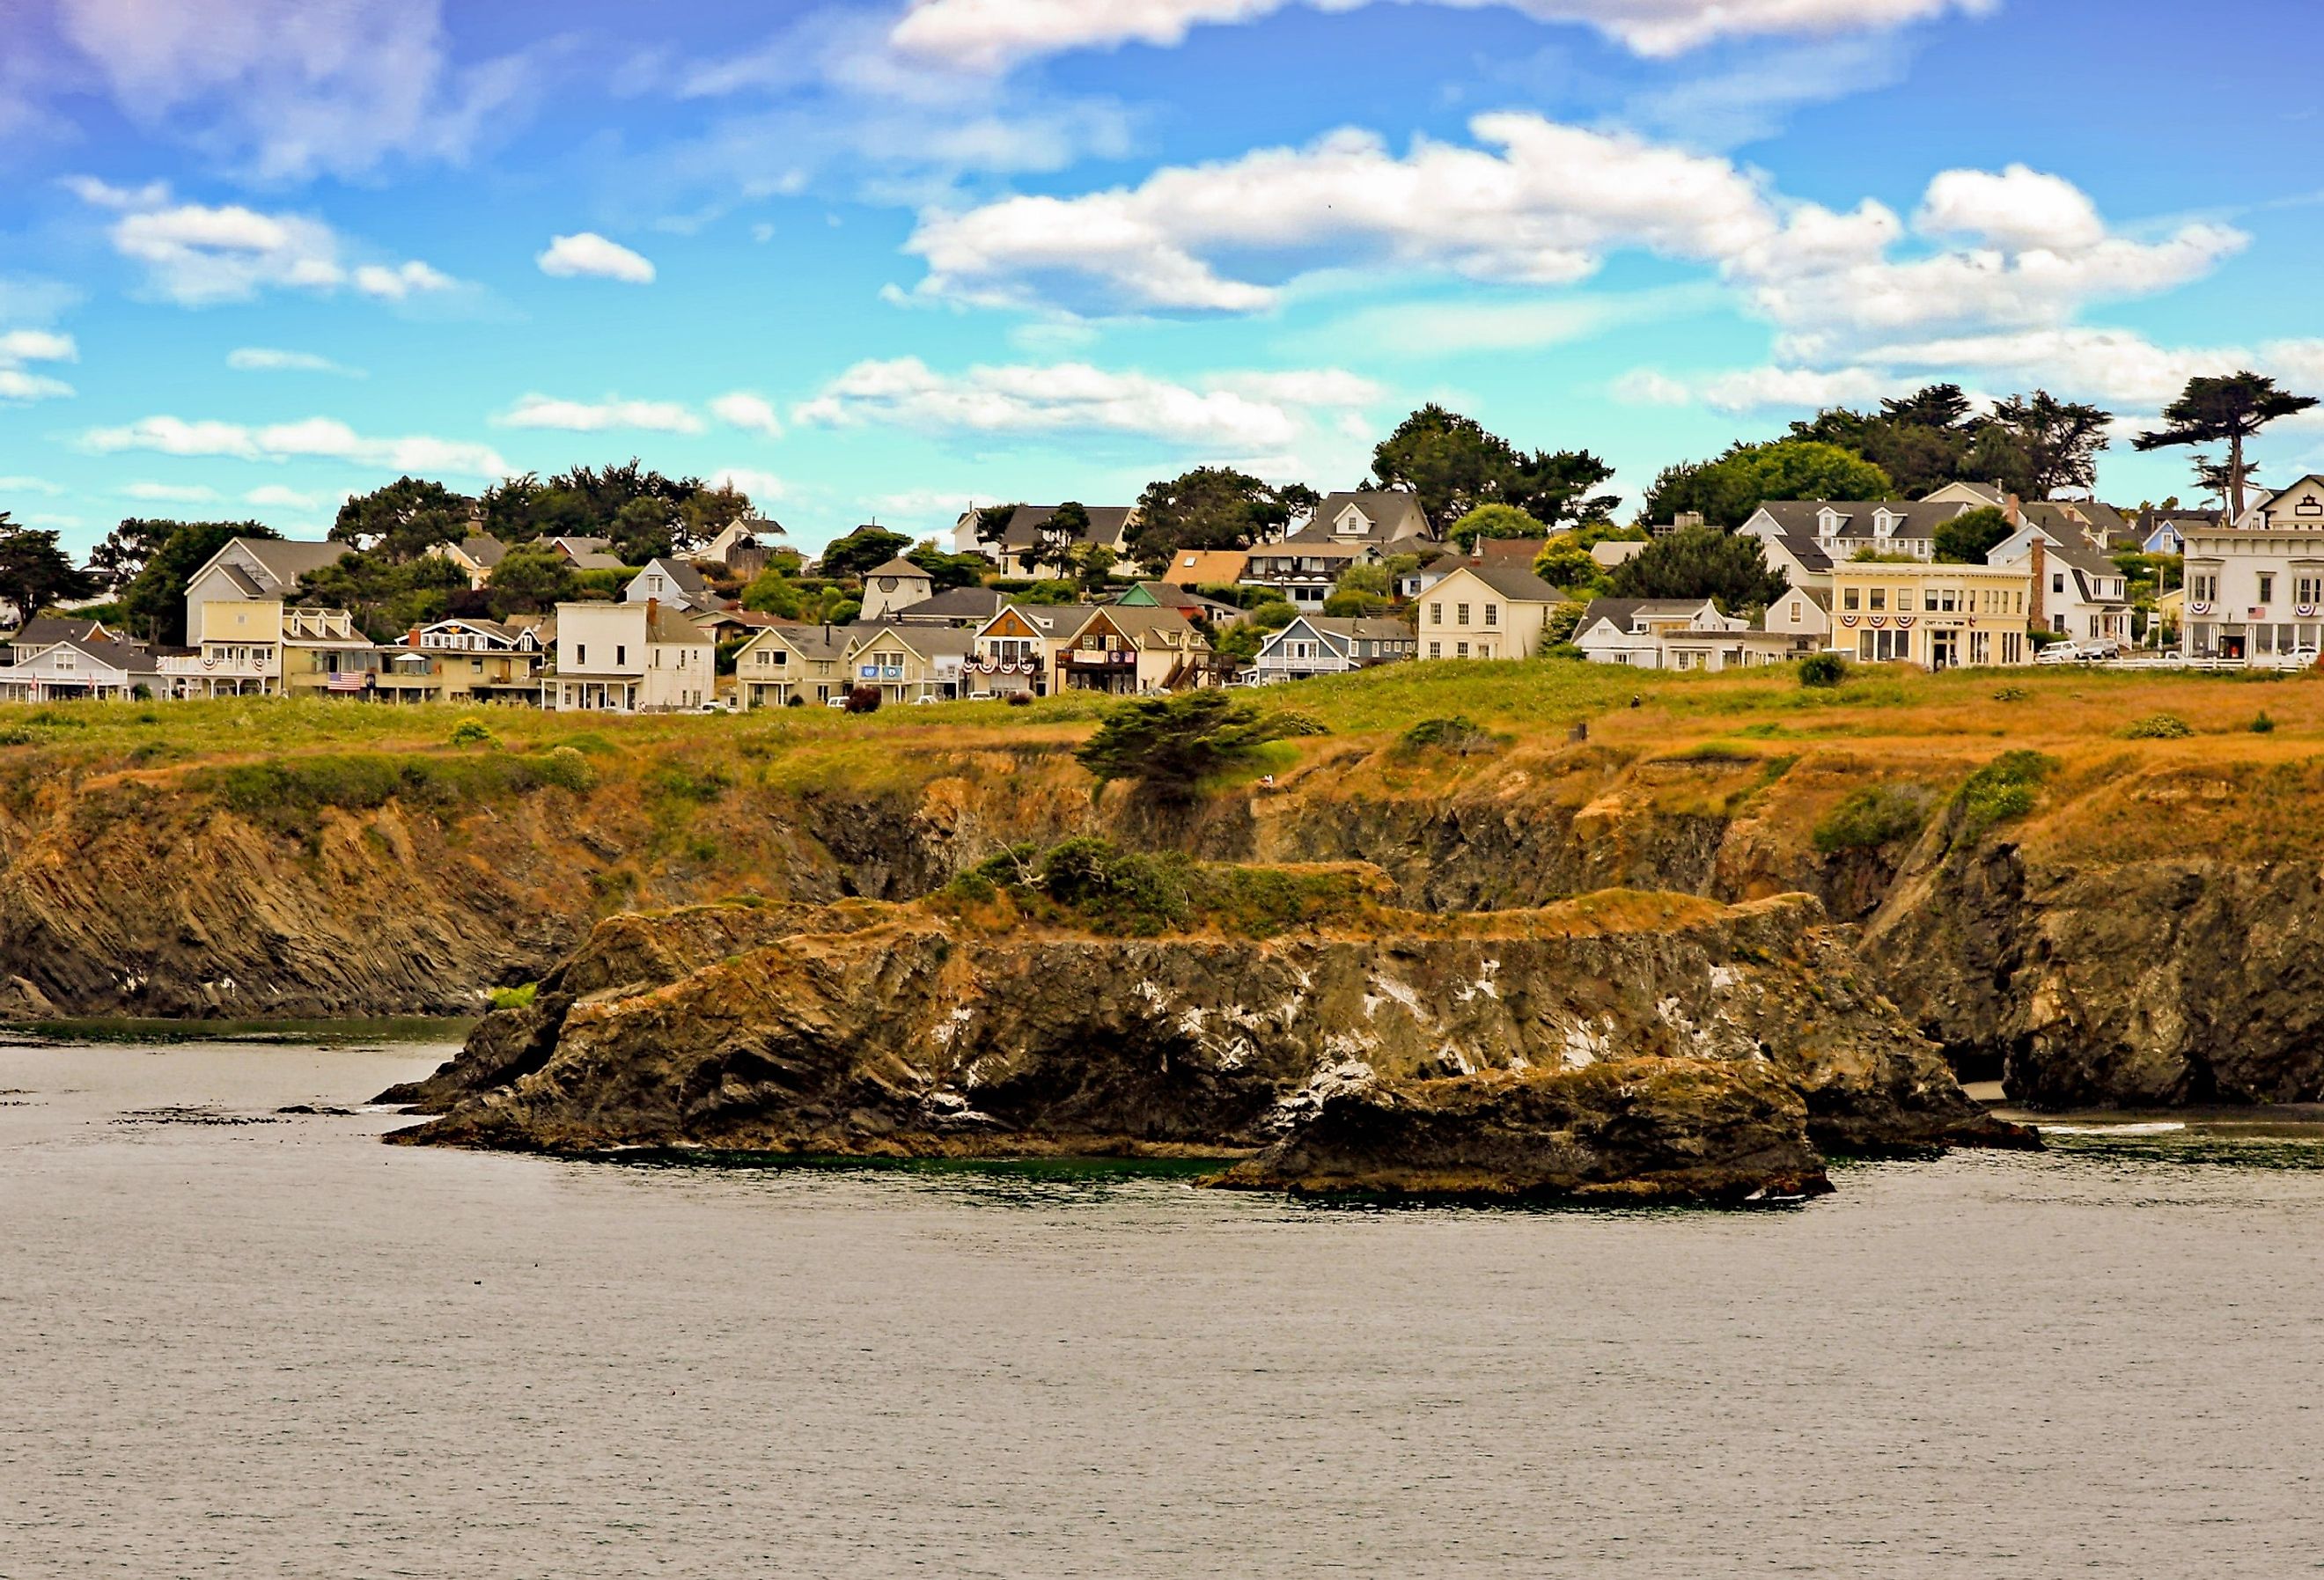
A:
[1828,561,2034,669]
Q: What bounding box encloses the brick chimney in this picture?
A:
[2004,493,2024,528]
[2027,535,2047,631]
[406,627,422,648]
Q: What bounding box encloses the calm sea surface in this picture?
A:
[4,1032,2322,1579]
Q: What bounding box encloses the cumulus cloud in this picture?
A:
[536,232,658,284]
[890,0,1994,72]
[84,415,507,477]
[908,114,2247,370]
[1614,364,1899,412]
[0,327,77,402]
[909,116,1776,313]
[710,391,785,437]
[793,356,1379,452]
[50,0,538,180]
[706,467,788,503]
[88,187,462,307]
[227,347,362,376]
[121,481,220,503]
[0,476,68,496]
[245,484,320,508]
[496,393,704,434]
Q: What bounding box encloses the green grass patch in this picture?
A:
[950,837,1381,939]
[192,749,599,834]
[1813,783,1935,853]
[489,982,538,1011]
[1953,750,2056,844]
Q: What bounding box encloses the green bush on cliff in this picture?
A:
[489,982,538,1011]
[1076,690,1295,797]
[1813,783,1933,853]
[953,837,1375,938]
[449,716,497,747]
[1951,750,2056,843]
[1395,717,1503,758]
[196,749,608,834]
[2122,712,2195,740]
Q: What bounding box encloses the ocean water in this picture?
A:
[4,1032,2322,1579]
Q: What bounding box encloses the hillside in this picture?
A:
[3,661,2320,1107]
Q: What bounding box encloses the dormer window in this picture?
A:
[1817,508,1843,539]
[2300,497,2322,517]
[1336,507,1370,536]
[1873,509,1901,539]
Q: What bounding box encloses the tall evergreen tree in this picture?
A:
[2135,372,2320,518]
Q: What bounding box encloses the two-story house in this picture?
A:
[181,538,352,637]
[1250,615,1416,683]
[1737,500,1974,590]
[0,636,160,702]
[554,599,715,712]
[968,505,1137,578]
[1988,525,2132,646]
[1053,606,1222,694]
[1572,599,1747,669]
[1828,561,2034,669]
[623,557,720,615]
[964,604,1102,699]
[2181,474,2324,665]
[1417,565,1570,661]
[734,624,854,709]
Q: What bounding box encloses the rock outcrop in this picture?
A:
[387,877,2022,1201]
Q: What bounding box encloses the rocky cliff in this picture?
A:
[10,687,2324,1114]
[385,877,2020,1201]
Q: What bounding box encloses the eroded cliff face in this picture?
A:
[386,883,2014,1202]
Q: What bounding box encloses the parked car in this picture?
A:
[2034,642,2085,665]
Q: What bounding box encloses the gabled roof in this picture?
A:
[750,624,854,661]
[1471,538,1551,568]
[568,552,627,571]
[422,615,519,643]
[455,533,509,568]
[995,505,1136,550]
[891,586,1010,622]
[1289,490,1433,546]
[237,538,353,585]
[863,556,930,580]
[637,557,711,598]
[645,602,713,643]
[1575,598,1715,636]
[1293,616,1413,642]
[1434,562,1570,603]
[48,636,159,674]
[9,614,129,650]
[844,621,977,660]
[1747,500,1967,540]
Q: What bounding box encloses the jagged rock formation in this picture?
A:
[386,880,2021,1200]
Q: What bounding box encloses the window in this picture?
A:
[1939,588,1957,614]
[2191,573,2218,603]
[1428,642,1441,658]
[576,643,587,665]
[1483,604,1498,627]
[471,658,483,673]
[1427,603,1442,625]
[1456,642,1469,658]
[2259,574,2276,605]
[1923,588,1939,612]
[1869,589,1886,612]
[2298,577,2322,606]
[2051,614,2066,635]
[1456,603,1471,625]
[1842,587,1860,612]
[2052,573,2066,595]
[614,644,627,666]
[1786,602,1800,625]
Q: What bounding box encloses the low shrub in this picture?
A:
[1395,716,1500,757]
[1953,750,2056,843]
[489,982,538,1012]
[449,716,496,747]
[1798,652,1848,688]
[1813,783,1934,853]
[2252,710,2277,734]
[647,761,731,803]
[2122,712,2195,739]
[844,685,882,714]
[540,746,596,791]
[1991,687,2027,702]
[1005,692,1033,708]
[1271,709,1330,737]
[953,837,1379,938]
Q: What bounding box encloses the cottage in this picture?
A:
[1988,526,2132,646]
[1287,490,1434,551]
[842,622,976,705]
[554,599,715,712]
[857,556,936,621]
[2136,508,2219,555]
[965,604,1100,698]
[624,557,720,615]
[0,637,160,702]
[1737,500,1973,588]
[970,504,1137,578]
[5,614,134,665]
[1241,540,1374,610]
[386,616,548,703]
[1571,599,1741,669]
[1417,565,1570,661]
[888,585,1010,628]
[1250,615,1416,683]
[734,624,853,709]
[1053,606,1223,694]
[1828,562,2034,668]
[430,533,509,590]
[546,536,628,571]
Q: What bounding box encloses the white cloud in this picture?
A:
[51,0,537,181]
[60,174,171,210]
[0,371,75,402]
[536,232,658,284]
[1615,364,1899,412]
[245,484,320,508]
[890,0,1994,72]
[227,347,362,376]
[909,116,2247,370]
[122,481,220,503]
[84,415,507,477]
[0,327,77,398]
[706,467,788,503]
[908,115,1776,313]
[0,476,68,496]
[93,189,461,307]
[497,393,704,434]
[793,356,1379,452]
[710,391,785,438]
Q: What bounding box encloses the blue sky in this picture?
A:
[2,0,2320,555]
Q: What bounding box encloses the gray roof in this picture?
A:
[457,533,509,568]
[1299,616,1414,641]
[1749,500,1968,541]
[998,603,1104,636]
[844,621,977,658]
[997,505,1136,551]
[1288,490,1434,547]
[9,615,129,650]
[1442,562,1571,602]
[55,637,159,675]
[1577,598,1714,634]
[892,586,1010,622]
[864,556,930,580]
[238,538,353,587]
[640,557,712,598]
